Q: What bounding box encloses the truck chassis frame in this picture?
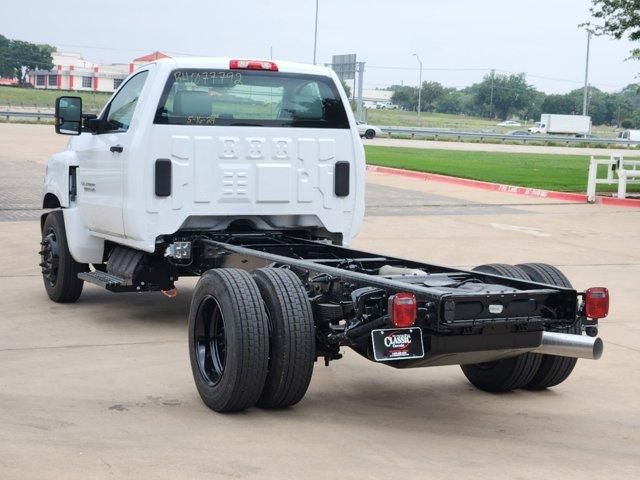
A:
[79,230,591,369]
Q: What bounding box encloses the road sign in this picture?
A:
[331,54,357,80]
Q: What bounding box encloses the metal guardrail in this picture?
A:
[379,126,639,148]
[1,110,54,121]
[0,111,637,148]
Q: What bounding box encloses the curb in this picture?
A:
[366,164,640,208]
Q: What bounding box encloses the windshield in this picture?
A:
[154,69,349,129]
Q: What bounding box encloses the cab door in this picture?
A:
[76,70,149,237]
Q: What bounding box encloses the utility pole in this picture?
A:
[356,62,365,122]
[413,54,422,123]
[313,0,319,65]
[583,30,592,116]
[489,69,495,120]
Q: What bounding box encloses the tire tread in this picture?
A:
[189,269,269,412]
[254,268,315,409]
[460,264,543,392]
[516,263,579,390]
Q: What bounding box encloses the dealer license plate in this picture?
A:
[371,327,425,362]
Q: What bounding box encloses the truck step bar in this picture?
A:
[78,271,132,292]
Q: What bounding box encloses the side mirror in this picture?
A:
[55,96,83,135]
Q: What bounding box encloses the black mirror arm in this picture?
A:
[83,117,102,134]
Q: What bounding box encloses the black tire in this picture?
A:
[40,210,87,303]
[473,263,529,280]
[188,269,270,412]
[364,129,376,139]
[460,264,542,392]
[253,268,316,409]
[516,263,580,390]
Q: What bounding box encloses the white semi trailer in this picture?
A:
[528,114,591,136]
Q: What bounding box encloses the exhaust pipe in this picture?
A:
[533,331,603,360]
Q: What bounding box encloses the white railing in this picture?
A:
[587,155,640,202]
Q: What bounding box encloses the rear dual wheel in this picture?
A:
[516,263,579,390]
[188,268,315,413]
[461,263,580,392]
[461,264,542,392]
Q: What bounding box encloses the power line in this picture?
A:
[2,39,631,91]
[367,64,627,90]
[368,65,490,72]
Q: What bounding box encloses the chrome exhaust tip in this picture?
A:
[533,331,603,360]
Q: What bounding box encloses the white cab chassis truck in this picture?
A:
[41,58,607,412]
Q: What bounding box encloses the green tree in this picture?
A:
[0,35,55,85]
[0,35,12,78]
[588,0,640,57]
[471,72,537,120]
[541,94,580,115]
[389,85,418,110]
[419,81,445,111]
[436,89,468,114]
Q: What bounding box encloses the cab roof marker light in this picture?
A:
[229,59,278,71]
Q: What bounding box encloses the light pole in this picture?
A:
[582,29,592,116]
[489,69,495,120]
[313,0,319,65]
[413,54,422,122]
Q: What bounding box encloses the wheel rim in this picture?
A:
[194,295,227,386]
[40,228,59,287]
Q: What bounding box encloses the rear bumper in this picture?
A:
[381,330,603,369]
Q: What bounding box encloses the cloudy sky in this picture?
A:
[1,0,638,93]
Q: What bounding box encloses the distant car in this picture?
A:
[363,101,377,109]
[376,102,399,110]
[497,120,522,127]
[356,121,382,139]
[506,130,531,136]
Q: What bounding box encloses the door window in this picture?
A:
[102,70,149,133]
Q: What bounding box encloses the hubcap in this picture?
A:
[194,296,227,386]
[40,229,59,286]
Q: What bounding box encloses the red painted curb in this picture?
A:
[366,164,640,208]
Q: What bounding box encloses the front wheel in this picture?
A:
[40,211,87,303]
[188,269,270,412]
[364,129,376,139]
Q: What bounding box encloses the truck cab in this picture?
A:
[45,58,365,264]
[528,121,546,134]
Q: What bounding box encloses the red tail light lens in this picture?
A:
[390,293,417,328]
[229,59,278,71]
[585,287,609,319]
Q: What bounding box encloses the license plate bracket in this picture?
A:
[371,327,425,362]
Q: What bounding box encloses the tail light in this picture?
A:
[229,59,278,71]
[390,293,417,328]
[584,287,609,319]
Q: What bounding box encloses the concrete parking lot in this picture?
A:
[1,124,639,479]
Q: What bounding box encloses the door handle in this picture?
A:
[110,145,124,153]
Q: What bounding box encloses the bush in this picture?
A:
[621,118,634,129]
